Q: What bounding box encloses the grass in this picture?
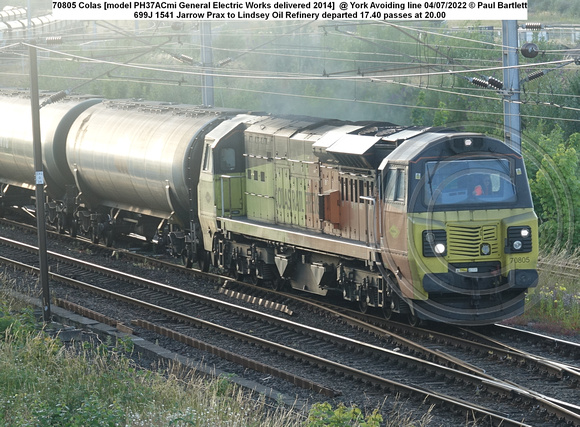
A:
[0,316,296,426]
[506,251,580,335]
[0,280,300,427]
[0,277,434,427]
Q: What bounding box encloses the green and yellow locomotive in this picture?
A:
[197,117,538,325]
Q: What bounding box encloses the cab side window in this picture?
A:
[395,169,406,201]
[219,147,236,172]
[202,144,212,171]
[384,168,406,203]
[385,169,396,201]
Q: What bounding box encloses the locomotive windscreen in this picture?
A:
[424,158,517,207]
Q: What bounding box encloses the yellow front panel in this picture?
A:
[408,208,538,295]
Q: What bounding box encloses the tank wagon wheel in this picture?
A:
[70,219,78,238]
[181,249,193,269]
[56,214,65,234]
[198,250,211,273]
[104,229,114,247]
[91,228,99,245]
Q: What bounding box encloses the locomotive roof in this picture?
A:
[379,130,513,169]
[205,114,263,148]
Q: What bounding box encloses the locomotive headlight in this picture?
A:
[422,229,447,257]
[481,243,491,255]
[434,243,446,255]
[506,226,532,253]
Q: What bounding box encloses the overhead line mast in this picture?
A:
[502,20,521,153]
[200,21,214,107]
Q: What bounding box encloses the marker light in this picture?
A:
[481,243,491,255]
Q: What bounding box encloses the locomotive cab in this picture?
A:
[379,133,538,325]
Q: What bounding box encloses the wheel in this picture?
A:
[57,214,65,234]
[70,219,78,238]
[270,277,287,291]
[358,298,369,314]
[250,271,262,286]
[198,250,211,272]
[382,302,394,320]
[181,249,193,268]
[407,312,422,327]
[105,229,114,247]
[91,228,99,244]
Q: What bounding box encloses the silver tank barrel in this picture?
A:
[66,100,223,223]
[0,89,100,199]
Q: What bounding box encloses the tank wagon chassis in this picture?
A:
[0,90,539,326]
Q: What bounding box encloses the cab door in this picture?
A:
[381,165,413,298]
[214,143,245,218]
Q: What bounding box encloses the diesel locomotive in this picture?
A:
[0,89,539,325]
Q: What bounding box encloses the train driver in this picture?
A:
[473,175,492,196]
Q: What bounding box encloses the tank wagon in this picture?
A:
[0,90,100,226]
[65,99,235,246]
[0,90,538,325]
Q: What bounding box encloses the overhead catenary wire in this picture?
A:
[5,20,547,85]
[13,34,579,114]
[11,61,580,125]
[4,21,579,127]
[19,41,576,82]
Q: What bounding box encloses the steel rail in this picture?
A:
[1,236,579,425]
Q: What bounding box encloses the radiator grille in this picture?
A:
[447,224,499,258]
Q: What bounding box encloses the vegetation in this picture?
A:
[529,0,580,23]
[0,281,433,426]
[0,290,299,426]
[509,252,580,334]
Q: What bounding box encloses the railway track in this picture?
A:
[538,259,580,280]
[1,230,580,425]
